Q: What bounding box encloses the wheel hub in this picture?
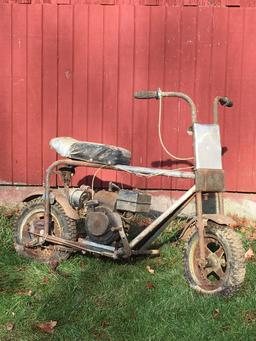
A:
[25,219,46,247]
[29,219,45,235]
[192,236,227,290]
[206,253,220,269]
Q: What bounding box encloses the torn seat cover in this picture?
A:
[50,137,131,165]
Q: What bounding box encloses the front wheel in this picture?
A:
[184,222,245,296]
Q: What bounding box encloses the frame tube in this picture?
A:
[43,159,195,236]
[129,185,196,249]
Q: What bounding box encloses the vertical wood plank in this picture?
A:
[223,8,244,191]
[27,5,42,185]
[42,5,58,185]
[237,9,256,191]
[12,4,27,184]
[194,7,213,123]
[57,5,73,137]
[175,6,197,190]
[87,5,104,188]
[101,5,119,185]
[209,7,228,189]
[161,7,181,190]
[116,5,134,188]
[146,6,165,190]
[72,5,88,185]
[0,5,12,184]
[132,5,150,189]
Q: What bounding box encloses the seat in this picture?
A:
[50,137,131,165]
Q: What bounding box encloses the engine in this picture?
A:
[68,185,151,245]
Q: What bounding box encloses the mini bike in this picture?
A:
[14,90,246,295]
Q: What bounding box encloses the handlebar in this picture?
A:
[213,96,233,124]
[134,89,233,125]
[134,88,197,123]
[134,90,160,99]
[219,97,233,107]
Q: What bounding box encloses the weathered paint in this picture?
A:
[1,2,256,193]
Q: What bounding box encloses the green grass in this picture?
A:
[1,209,256,341]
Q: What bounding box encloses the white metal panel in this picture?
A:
[194,123,222,170]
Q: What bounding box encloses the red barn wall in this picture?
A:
[1,1,256,192]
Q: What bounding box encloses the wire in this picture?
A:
[158,96,194,161]
[91,164,108,199]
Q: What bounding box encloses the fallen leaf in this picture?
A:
[146,281,155,289]
[17,289,33,296]
[6,322,14,331]
[212,308,220,319]
[146,265,155,275]
[36,320,57,334]
[245,248,254,261]
[49,259,59,272]
[43,276,49,284]
[244,311,256,324]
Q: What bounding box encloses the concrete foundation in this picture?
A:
[0,185,256,221]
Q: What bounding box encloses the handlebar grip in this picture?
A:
[134,91,158,99]
[219,97,233,108]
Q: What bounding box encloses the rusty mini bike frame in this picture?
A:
[39,90,233,262]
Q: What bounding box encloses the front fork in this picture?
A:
[196,191,224,264]
[195,192,206,263]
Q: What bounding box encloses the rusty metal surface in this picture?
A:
[118,224,132,257]
[94,190,118,211]
[190,233,227,291]
[32,232,117,258]
[53,190,80,220]
[195,169,225,192]
[20,187,79,220]
[129,185,196,249]
[84,205,119,244]
[116,189,151,213]
[203,214,236,226]
[195,191,206,262]
[41,156,196,238]
[217,192,224,215]
[135,89,198,123]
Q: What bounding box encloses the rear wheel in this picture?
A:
[184,222,245,296]
[14,198,77,263]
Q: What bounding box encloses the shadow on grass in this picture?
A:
[1,213,256,341]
